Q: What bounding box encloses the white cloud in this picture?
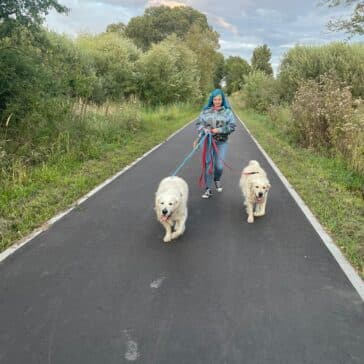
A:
[215,16,239,35]
[147,0,188,7]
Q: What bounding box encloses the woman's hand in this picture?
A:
[193,139,198,149]
[211,128,219,134]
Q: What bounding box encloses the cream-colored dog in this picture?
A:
[155,176,188,242]
[239,160,271,223]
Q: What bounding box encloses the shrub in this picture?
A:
[291,74,363,174]
[278,42,364,102]
[136,35,201,105]
[244,71,279,112]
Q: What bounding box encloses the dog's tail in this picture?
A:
[249,160,260,167]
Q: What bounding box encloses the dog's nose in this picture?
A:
[162,208,168,215]
[258,192,264,197]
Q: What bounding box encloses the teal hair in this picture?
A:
[203,88,230,110]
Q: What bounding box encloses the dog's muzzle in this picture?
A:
[255,192,265,204]
[160,208,171,222]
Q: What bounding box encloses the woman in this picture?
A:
[194,88,236,198]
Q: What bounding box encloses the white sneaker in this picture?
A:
[215,180,223,192]
[201,188,213,198]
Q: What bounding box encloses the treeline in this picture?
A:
[0,5,224,127]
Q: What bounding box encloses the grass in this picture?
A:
[0,102,199,252]
[230,94,364,278]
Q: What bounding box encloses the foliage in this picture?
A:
[278,42,364,101]
[124,5,210,51]
[224,56,251,95]
[291,74,363,173]
[106,22,126,35]
[251,44,273,76]
[76,32,141,103]
[321,0,364,36]
[213,52,225,88]
[244,71,278,112]
[0,0,68,25]
[183,23,221,95]
[136,35,201,105]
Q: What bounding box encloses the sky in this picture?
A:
[45,0,362,75]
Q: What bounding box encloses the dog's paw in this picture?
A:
[163,235,172,243]
[254,211,265,217]
[171,232,179,240]
[247,215,254,223]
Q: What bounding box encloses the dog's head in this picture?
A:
[249,180,270,203]
[156,191,181,221]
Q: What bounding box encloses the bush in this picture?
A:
[291,74,363,174]
[76,32,141,103]
[136,35,201,105]
[267,104,293,134]
[278,42,364,102]
[244,71,279,112]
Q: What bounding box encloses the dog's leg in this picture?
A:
[161,221,173,242]
[261,192,268,215]
[246,202,254,223]
[171,208,187,239]
[254,202,264,216]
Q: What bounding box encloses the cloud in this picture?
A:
[215,16,239,35]
[147,0,188,7]
[45,0,136,36]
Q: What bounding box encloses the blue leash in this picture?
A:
[171,134,208,176]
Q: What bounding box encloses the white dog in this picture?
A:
[155,176,189,243]
[239,160,271,223]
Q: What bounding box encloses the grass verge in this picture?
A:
[230,98,364,279]
[0,102,198,252]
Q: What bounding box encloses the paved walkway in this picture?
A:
[0,117,363,363]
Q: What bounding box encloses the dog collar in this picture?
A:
[242,171,259,175]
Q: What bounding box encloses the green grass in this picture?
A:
[0,102,199,252]
[230,96,364,278]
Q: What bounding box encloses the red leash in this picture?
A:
[199,134,241,187]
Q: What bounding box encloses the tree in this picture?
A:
[0,0,68,26]
[213,52,225,88]
[321,0,364,36]
[106,22,126,35]
[224,56,251,94]
[136,35,201,105]
[124,5,210,50]
[183,23,220,95]
[251,44,273,76]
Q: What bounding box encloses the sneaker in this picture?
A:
[214,180,223,192]
[201,188,213,199]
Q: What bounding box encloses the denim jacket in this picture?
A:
[196,107,236,142]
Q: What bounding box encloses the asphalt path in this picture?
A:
[0,117,363,364]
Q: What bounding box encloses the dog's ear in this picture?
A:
[266,183,271,190]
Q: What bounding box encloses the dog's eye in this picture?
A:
[255,186,259,188]
[160,202,164,205]
[168,202,173,206]
[263,186,266,189]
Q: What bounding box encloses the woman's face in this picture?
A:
[213,95,222,108]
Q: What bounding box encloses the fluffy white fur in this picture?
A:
[155,176,189,242]
[239,160,271,223]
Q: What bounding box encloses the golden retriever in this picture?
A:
[155,176,188,242]
[239,160,271,223]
